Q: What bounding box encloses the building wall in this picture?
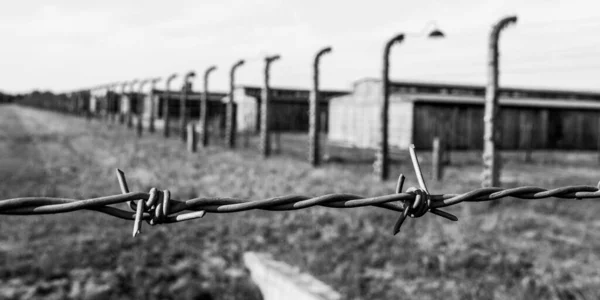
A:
[155,93,226,121]
[270,101,328,132]
[233,86,347,134]
[328,80,413,149]
[120,95,131,114]
[231,87,259,133]
[329,78,600,151]
[89,96,98,113]
[412,102,600,150]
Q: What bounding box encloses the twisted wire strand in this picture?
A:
[1,166,599,237]
[2,187,600,216]
[1,184,599,223]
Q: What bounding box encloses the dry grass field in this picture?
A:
[1,105,599,299]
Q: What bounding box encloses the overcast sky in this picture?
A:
[1,0,599,94]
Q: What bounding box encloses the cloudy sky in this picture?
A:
[1,0,599,94]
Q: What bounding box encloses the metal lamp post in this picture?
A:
[201,66,217,147]
[149,77,162,133]
[309,46,332,167]
[102,85,111,122]
[375,23,445,181]
[127,79,139,128]
[482,15,517,188]
[180,71,196,142]
[119,82,128,124]
[137,79,150,136]
[226,60,245,148]
[260,55,281,158]
[108,83,118,124]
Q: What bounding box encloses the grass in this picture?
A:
[1,104,599,299]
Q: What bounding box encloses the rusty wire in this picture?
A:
[1,146,599,237]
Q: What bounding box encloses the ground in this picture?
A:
[0,104,599,299]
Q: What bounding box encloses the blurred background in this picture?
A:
[1,0,600,299]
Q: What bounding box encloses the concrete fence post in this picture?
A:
[149,77,162,133]
[524,121,533,162]
[309,46,332,167]
[104,85,111,124]
[272,130,282,154]
[127,80,139,129]
[110,83,119,124]
[85,91,92,121]
[244,113,252,148]
[260,55,281,158]
[375,33,404,181]
[201,66,217,148]
[227,60,245,148]
[482,15,517,188]
[107,85,113,124]
[119,82,127,125]
[597,117,600,163]
[187,123,197,153]
[137,79,150,137]
[432,137,443,181]
[180,71,196,142]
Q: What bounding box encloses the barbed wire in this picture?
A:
[1,147,599,237]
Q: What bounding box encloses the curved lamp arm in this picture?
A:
[183,71,196,88]
[129,79,139,93]
[490,16,518,40]
[204,66,217,83]
[138,79,150,94]
[314,46,332,67]
[150,77,162,91]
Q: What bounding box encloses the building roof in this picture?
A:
[408,93,600,110]
[151,89,227,101]
[388,79,600,101]
[238,85,350,102]
[350,78,600,102]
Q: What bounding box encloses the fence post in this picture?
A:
[482,15,517,188]
[105,85,111,124]
[85,91,91,121]
[106,86,112,123]
[260,55,281,158]
[180,71,196,142]
[524,121,533,162]
[244,113,251,148]
[137,79,150,137]
[149,77,162,133]
[273,130,282,154]
[164,73,178,138]
[187,123,197,153]
[597,117,600,163]
[309,46,332,167]
[102,86,109,123]
[110,84,117,124]
[119,82,127,125]
[111,83,119,124]
[432,137,443,181]
[227,60,245,148]
[201,66,217,148]
[375,33,404,181]
[127,80,138,129]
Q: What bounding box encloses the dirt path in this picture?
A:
[0,105,52,198]
[0,105,110,199]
